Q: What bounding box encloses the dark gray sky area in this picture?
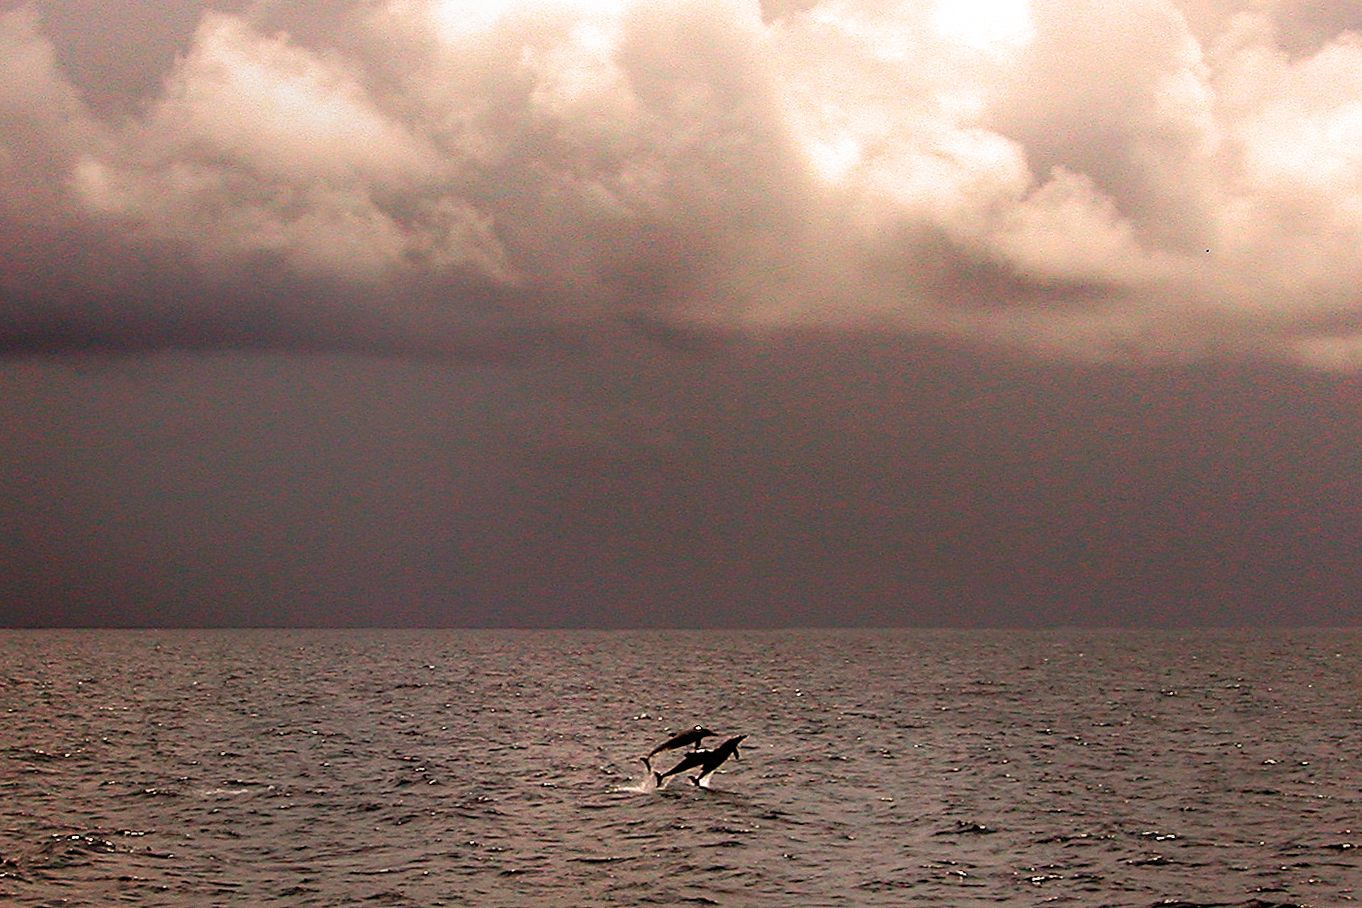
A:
[4,0,1362,627]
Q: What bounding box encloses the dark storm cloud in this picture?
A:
[3,0,1362,367]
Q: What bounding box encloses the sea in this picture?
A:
[0,628,1357,908]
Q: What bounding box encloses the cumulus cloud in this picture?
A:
[73,11,516,286]
[3,0,1362,367]
[0,8,101,287]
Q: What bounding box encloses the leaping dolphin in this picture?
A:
[655,734,746,787]
[641,725,715,770]
[653,748,713,787]
[690,735,745,786]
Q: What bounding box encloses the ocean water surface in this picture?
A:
[0,628,1357,907]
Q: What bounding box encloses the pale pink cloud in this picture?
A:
[3,0,1362,368]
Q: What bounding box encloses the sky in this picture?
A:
[3,0,1362,627]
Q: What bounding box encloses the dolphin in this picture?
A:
[690,735,746,786]
[654,734,746,788]
[641,725,715,770]
[653,748,713,787]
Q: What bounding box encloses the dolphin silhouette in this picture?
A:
[654,734,746,787]
[641,725,715,770]
[690,735,745,786]
[653,748,713,787]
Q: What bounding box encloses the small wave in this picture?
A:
[934,820,997,836]
[1149,901,1309,908]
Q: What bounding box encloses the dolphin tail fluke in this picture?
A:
[641,756,651,770]
[653,771,663,787]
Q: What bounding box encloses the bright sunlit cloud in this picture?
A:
[930,0,1033,54]
[5,0,1362,368]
